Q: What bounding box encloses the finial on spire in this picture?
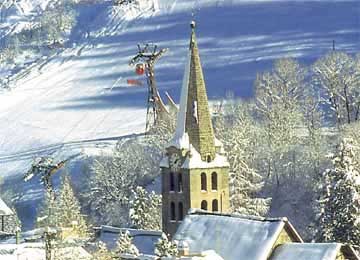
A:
[190,20,196,30]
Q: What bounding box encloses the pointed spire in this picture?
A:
[171,21,216,162]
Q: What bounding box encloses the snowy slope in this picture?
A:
[0,0,359,229]
[0,0,51,37]
[1,0,359,175]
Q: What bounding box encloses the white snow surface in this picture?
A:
[1,0,359,177]
[182,145,229,169]
[98,225,161,256]
[0,0,359,229]
[270,243,341,260]
[0,197,13,215]
[174,213,287,260]
[191,250,224,260]
[0,242,91,260]
[0,243,44,260]
[169,49,191,150]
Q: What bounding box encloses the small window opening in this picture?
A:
[212,199,219,212]
[170,172,175,191]
[170,202,176,221]
[178,173,183,192]
[211,172,218,190]
[178,202,184,221]
[201,173,207,191]
[201,200,208,210]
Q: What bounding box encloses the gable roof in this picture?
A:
[270,243,359,260]
[98,226,162,256]
[0,198,13,216]
[173,210,302,260]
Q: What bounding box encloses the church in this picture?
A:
[160,21,230,237]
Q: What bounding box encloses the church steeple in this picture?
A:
[161,22,230,237]
[173,21,216,162]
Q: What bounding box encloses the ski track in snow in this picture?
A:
[0,0,359,229]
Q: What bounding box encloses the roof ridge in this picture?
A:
[188,208,287,222]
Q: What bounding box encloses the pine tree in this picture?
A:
[55,175,90,239]
[316,138,360,245]
[92,242,113,260]
[115,230,139,258]
[154,233,178,258]
[214,104,270,216]
[129,186,161,230]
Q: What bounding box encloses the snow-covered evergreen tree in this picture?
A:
[55,174,90,239]
[129,186,161,230]
[154,233,178,258]
[214,103,270,216]
[115,230,139,258]
[92,242,113,260]
[37,174,89,240]
[316,138,360,245]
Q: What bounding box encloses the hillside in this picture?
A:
[0,0,359,230]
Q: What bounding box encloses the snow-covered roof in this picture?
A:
[0,243,43,260]
[190,250,224,260]
[173,210,302,260]
[169,49,191,151]
[99,226,162,256]
[214,138,223,148]
[161,144,229,170]
[0,242,91,260]
[161,145,229,169]
[0,198,13,216]
[55,246,92,260]
[270,243,342,260]
[168,133,190,151]
[181,145,229,169]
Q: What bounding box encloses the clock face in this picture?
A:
[169,153,182,171]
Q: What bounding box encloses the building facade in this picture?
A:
[0,197,17,235]
[160,22,230,237]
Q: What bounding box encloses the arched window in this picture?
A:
[211,172,218,190]
[178,202,184,221]
[170,172,175,191]
[201,173,207,191]
[170,202,176,221]
[212,199,219,212]
[178,173,183,192]
[201,200,208,210]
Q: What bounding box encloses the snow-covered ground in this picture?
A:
[0,0,359,229]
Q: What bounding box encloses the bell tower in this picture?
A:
[160,21,230,237]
